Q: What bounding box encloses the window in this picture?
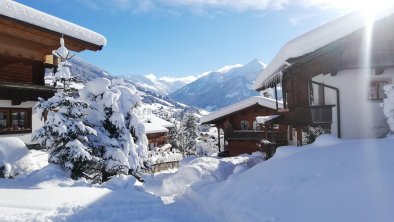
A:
[253,121,258,130]
[240,120,249,130]
[0,108,31,134]
[289,126,293,140]
[368,80,390,101]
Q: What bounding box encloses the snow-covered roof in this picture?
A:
[144,123,169,134]
[253,8,394,90]
[200,96,282,124]
[0,1,106,47]
[256,115,280,124]
[146,116,175,128]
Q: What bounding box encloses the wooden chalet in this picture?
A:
[0,1,106,145]
[253,9,394,141]
[200,96,288,158]
[144,116,175,149]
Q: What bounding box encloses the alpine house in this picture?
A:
[0,1,106,146]
[254,8,394,141]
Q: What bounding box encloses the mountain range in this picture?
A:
[169,59,266,111]
[64,57,266,112]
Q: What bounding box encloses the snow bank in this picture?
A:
[144,154,263,197]
[199,136,394,222]
[149,146,183,164]
[0,137,37,178]
[0,154,214,222]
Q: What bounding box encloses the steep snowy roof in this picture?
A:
[200,96,282,124]
[253,8,394,90]
[144,123,169,134]
[0,1,106,47]
[146,116,175,128]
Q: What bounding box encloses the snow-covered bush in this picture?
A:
[195,140,218,157]
[383,84,394,133]
[79,78,149,181]
[302,125,329,145]
[32,38,99,181]
[149,145,182,164]
[0,138,37,178]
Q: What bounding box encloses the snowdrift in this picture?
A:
[199,135,394,222]
[144,153,264,197]
[0,137,37,178]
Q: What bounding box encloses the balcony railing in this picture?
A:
[288,105,335,126]
[226,130,287,143]
[310,105,335,124]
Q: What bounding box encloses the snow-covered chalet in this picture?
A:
[0,1,106,147]
[254,8,394,142]
[200,96,288,157]
[144,116,175,149]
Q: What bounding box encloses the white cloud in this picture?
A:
[76,0,359,13]
[161,0,290,12]
[145,73,157,81]
[159,76,197,84]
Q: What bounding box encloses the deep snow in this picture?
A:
[1,135,394,222]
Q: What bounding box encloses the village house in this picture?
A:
[200,96,288,158]
[0,1,106,147]
[144,116,175,149]
[253,9,394,142]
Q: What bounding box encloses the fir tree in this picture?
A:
[177,112,199,156]
[32,37,100,181]
[79,78,149,181]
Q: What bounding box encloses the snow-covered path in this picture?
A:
[0,174,216,222]
[3,136,393,222]
[0,151,219,222]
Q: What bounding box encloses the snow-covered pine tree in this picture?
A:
[32,37,99,181]
[79,78,149,181]
[177,112,199,156]
[168,123,180,150]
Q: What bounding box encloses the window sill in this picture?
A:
[0,130,32,135]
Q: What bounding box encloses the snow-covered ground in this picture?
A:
[1,135,394,222]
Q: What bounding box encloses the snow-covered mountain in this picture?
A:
[54,57,190,111]
[169,59,266,111]
[125,74,195,96]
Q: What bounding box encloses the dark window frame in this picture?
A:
[368,79,391,101]
[240,120,249,130]
[0,107,32,135]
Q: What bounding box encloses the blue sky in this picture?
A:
[19,0,350,78]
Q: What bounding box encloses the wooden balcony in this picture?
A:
[285,105,335,126]
[226,130,288,143]
[310,105,334,124]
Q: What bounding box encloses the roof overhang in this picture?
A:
[0,82,55,101]
[0,1,106,63]
[253,8,394,91]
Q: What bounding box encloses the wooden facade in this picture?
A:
[203,104,288,158]
[147,132,169,149]
[0,3,105,143]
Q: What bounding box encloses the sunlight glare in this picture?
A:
[325,0,394,20]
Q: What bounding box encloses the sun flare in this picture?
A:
[322,0,394,17]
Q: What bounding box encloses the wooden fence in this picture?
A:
[143,161,179,174]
